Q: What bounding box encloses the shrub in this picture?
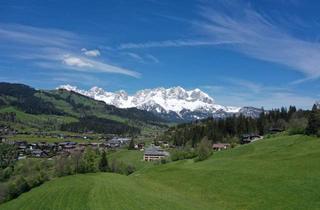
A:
[171,149,197,161]
[288,117,308,135]
[0,167,13,181]
[195,137,212,162]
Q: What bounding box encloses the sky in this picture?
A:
[0,0,320,109]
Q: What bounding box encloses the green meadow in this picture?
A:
[2,134,320,210]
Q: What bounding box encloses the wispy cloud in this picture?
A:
[122,52,160,64]
[62,55,141,77]
[63,55,93,68]
[118,39,232,49]
[146,54,159,63]
[124,52,144,62]
[0,23,140,78]
[198,4,320,81]
[81,48,101,57]
[202,78,316,109]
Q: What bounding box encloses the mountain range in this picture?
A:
[58,85,263,121]
[0,82,166,134]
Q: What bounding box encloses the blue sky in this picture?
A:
[1,0,320,109]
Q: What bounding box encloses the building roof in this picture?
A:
[144,146,169,156]
[212,143,230,148]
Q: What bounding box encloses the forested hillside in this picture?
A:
[0,82,166,134]
[159,106,317,146]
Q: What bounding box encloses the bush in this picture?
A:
[0,143,18,169]
[0,183,8,203]
[171,148,197,161]
[7,176,30,200]
[0,167,13,181]
[195,137,212,162]
[110,159,136,175]
[125,164,135,175]
[288,117,308,135]
[78,148,99,173]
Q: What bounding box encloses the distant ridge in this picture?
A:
[58,85,263,121]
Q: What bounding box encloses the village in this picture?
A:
[1,125,264,163]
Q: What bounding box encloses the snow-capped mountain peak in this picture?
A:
[57,84,258,121]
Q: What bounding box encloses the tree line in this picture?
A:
[160,105,320,147]
[60,116,140,135]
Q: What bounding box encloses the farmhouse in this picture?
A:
[241,134,263,144]
[212,143,230,151]
[106,137,131,148]
[144,145,169,161]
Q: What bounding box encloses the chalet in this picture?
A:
[31,149,48,158]
[63,144,76,152]
[0,137,5,143]
[138,143,145,150]
[241,134,263,144]
[89,143,99,148]
[106,139,120,148]
[144,146,169,161]
[212,143,230,151]
[106,137,131,148]
[116,137,131,144]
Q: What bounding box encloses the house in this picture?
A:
[212,143,230,151]
[106,137,131,148]
[138,143,145,150]
[241,134,263,144]
[31,149,48,158]
[106,139,120,148]
[0,137,5,143]
[144,145,169,161]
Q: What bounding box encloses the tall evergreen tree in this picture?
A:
[128,137,135,150]
[306,104,320,136]
[99,150,109,172]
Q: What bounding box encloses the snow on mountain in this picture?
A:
[57,84,256,121]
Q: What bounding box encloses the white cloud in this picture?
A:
[61,55,140,78]
[0,23,140,78]
[81,48,101,57]
[63,55,93,67]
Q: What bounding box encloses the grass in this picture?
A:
[0,106,78,131]
[2,135,320,209]
[5,134,99,143]
[108,149,153,171]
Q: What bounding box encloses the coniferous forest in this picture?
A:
[160,105,320,146]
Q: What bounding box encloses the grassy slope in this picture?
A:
[108,149,153,171]
[0,106,78,131]
[2,135,320,210]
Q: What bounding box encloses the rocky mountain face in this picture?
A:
[58,85,263,122]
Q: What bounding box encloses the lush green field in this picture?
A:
[2,135,320,210]
[108,149,153,171]
[5,134,99,143]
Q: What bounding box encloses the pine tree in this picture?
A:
[128,137,135,150]
[306,104,320,136]
[99,150,109,172]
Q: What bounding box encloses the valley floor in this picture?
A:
[1,135,320,210]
